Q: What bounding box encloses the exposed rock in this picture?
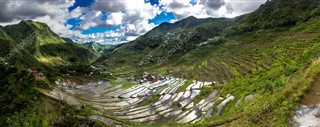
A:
[235,99,241,107]
[244,94,256,102]
[216,95,234,115]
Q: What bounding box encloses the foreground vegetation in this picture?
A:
[95,0,320,125]
[1,0,320,126]
[0,64,109,126]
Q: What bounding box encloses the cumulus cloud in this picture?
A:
[87,0,266,44]
[159,0,207,19]
[106,12,124,26]
[77,10,104,30]
[160,0,266,19]
[226,0,267,16]
[0,0,81,38]
[70,7,83,18]
[74,0,161,44]
[91,0,125,13]
[0,0,267,45]
[200,0,225,10]
[0,0,75,22]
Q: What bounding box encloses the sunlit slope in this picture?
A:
[96,0,320,82]
[0,26,46,69]
[3,20,98,66]
[95,17,238,72]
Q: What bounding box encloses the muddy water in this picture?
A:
[75,81,111,95]
[292,76,320,127]
[59,76,112,97]
[293,105,320,127]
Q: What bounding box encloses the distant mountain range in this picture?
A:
[81,41,122,55]
[1,0,320,79]
[95,0,320,80]
[1,0,320,126]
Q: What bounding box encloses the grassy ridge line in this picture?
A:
[153,17,320,127]
[123,17,320,127]
[238,54,320,127]
[2,20,98,66]
[183,44,320,127]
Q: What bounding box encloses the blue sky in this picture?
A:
[66,0,176,39]
[0,0,267,44]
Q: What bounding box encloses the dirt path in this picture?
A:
[301,75,320,107]
[292,75,320,127]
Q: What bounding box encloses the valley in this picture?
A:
[1,0,320,126]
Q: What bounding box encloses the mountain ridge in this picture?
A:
[94,0,320,83]
[0,20,99,67]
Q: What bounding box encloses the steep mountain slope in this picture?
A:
[92,1,320,126]
[81,41,118,54]
[0,26,47,69]
[0,23,104,126]
[0,26,9,38]
[95,17,239,72]
[226,0,320,36]
[1,0,320,126]
[0,38,43,68]
[97,0,320,79]
[2,20,98,66]
[144,16,222,36]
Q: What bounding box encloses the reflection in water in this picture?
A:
[60,79,112,97]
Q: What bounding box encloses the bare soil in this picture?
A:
[301,75,320,107]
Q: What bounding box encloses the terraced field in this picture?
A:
[41,77,240,126]
[34,17,320,127]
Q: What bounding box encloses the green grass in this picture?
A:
[122,82,135,89]
[176,79,194,92]
[136,95,161,107]
[186,17,320,127]
[192,85,215,104]
[1,20,98,67]
[3,2,320,127]
[117,16,320,127]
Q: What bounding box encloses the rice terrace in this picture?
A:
[1,0,320,127]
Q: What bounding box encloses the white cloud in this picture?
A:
[159,0,208,19]
[106,12,124,26]
[0,0,267,45]
[0,0,81,39]
[70,7,83,18]
[226,0,267,17]
[74,0,266,44]
[74,0,161,44]
[78,10,99,29]
[159,0,267,19]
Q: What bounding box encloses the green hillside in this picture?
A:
[0,26,9,38]
[81,41,118,54]
[95,16,239,72]
[226,0,320,36]
[97,0,320,79]
[2,0,320,126]
[92,0,320,126]
[3,20,98,66]
[0,23,102,126]
[0,26,47,70]
[0,39,43,68]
